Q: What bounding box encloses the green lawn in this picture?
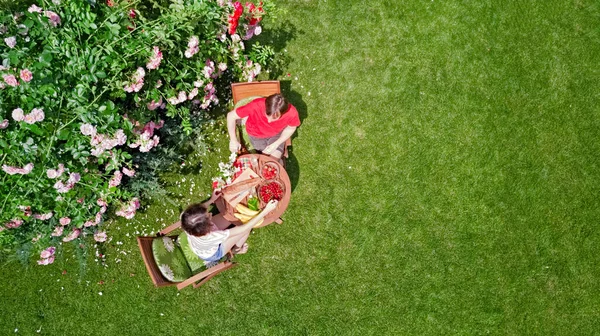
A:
[2,0,600,334]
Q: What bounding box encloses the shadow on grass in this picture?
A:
[256,20,303,78]
[279,80,307,192]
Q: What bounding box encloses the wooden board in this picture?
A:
[223,168,259,207]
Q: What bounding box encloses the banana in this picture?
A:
[236,204,259,216]
[233,212,253,223]
[253,218,264,228]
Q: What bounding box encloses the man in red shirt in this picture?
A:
[227,94,300,159]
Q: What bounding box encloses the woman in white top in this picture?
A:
[181,190,278,262]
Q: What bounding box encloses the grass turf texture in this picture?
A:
[2,0,600,334]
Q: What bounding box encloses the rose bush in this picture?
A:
[0,0,276,264]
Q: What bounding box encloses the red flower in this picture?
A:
[228,15,239,34]
[129,9,136,19]
[107,0,115,7]
[233,2,243,18]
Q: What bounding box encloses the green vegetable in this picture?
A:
[247,197,259,211]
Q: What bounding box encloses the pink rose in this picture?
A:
[44,11,61,27]
[185,46,198,58]
[40,246,56,259]
[80,123,97,136]
[94,231,107,243]
[51,226,64,236]
[90,133,104,146]
[0,119,8,129]
[83,220,96,227]
[3,74,19,87]
[122,167,135,177]
[19,69,33,82]
[24,113,36,124]
[177,91,187,103]
[24,108,44,124]
[5,219,23,228]
[37,255,55,265]
[28,4,43,13]
[62,229,81,242]
[4,36,16,48]
[188,88,199,100]
[47,169,58,178]
[109,170,122,187]
[202,65,214,78]
[33,212,53,220]
[2,163,33,175]
[146,46,163,70]
[115,198,140,219]
[68,172,81,184]
[46,164,64,179]
[53,181,69,193]
[135,67,145,79]
[147,98,163,111]
[188,36,199,48]
[94,212,103,224]
[115,129,127,145]
[59,217,71,226]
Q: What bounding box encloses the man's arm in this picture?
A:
[227,110,242,153]
[263,126,297,156]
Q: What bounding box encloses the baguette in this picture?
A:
[221,177,262,198]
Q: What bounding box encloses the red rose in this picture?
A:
[129,9,136,19]
[228,15,239,34]
[233,2,243,18]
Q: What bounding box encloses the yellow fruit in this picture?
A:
[234,212,253,223]
[253,218,264,228]
[236,204,259,216]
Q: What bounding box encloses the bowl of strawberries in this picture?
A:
[261,162,279,180]
[258,180,285,206]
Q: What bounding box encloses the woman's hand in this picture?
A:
[263,199,278,213]
[210,189,222,201]
[229,139,241,153]
[262,143,278,155]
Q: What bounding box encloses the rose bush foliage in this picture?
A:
[0,0,275,264]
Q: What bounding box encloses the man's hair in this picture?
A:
[180,204,211,237]
[265,94,289,119]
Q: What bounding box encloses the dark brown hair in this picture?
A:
[180,204,212,237]
[265,94,289,119]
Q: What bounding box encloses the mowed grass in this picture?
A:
[2,0,600,334]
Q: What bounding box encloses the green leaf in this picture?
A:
[40,51,53,63]
[57,129,70,140]
[22,123,44,136]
